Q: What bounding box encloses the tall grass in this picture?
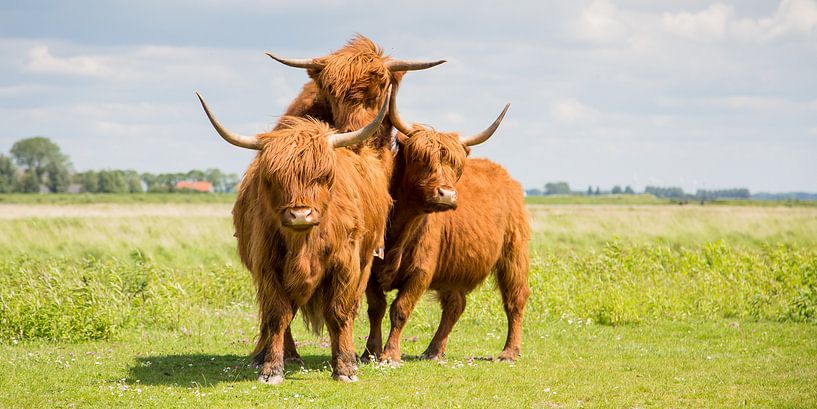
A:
[1,203,816,343]
[2,243,814,343]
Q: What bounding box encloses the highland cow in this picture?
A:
[362,83,530,363]
[264,35,444,363]
[197,91,392,384]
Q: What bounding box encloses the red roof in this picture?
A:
[175,181,213,192]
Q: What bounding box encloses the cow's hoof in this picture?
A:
[258,374,284,385]
[284,357,304,366]
[378,358,402,368]
[333,374,358,383]
[496,352,518,363]
[420,351,444,361]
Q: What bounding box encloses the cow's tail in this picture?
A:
[300,296,325,336]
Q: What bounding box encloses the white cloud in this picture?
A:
[27,45,113,77]
[733,0,817,42]
[550,99,598,123]
[573,0,629,43]
[662,4,732,41]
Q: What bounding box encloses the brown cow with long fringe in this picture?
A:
[197,92,392,384]
[362,84,530,363]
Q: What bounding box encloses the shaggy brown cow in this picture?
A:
[267,34,445,148]
[362,83,530,363]
[264,35,444,363]
[196,90,392,384]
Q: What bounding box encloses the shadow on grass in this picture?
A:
[128,354,332,386]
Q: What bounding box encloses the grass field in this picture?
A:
[1,199,816,407]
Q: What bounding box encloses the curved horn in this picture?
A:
[265,52,325,70]
[327,86,390,148]
[385,59,446,72]
[388,80,413,135]
[459,104,510,147]
[195,92,261,150]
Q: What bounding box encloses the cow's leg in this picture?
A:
[361,281,387,362]
[325,308,358,382]
[256,286,294,384]
[495,243,530,362]
[254,310,301,367]
[421,290,466,360]
[283,325,303,365]
[380,274,428,363]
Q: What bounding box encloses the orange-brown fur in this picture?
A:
[362,126,531,363]
[234,117,391,382]
[278,35,401,151]
[263,35,402,365]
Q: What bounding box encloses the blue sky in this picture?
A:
[1,0,815,192]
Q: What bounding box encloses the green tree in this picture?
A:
[586,185,593,196]
[10,137,71,187]
[141,173,158,192]
[124,170,143,193]
[612,185,622,194]
[545,182,571,195]
[223,173,240,192]
[186,169,206,182]
[19,170,41,193]
[98,170,127,193]
[77,171,100,193]
[624,185,635,194]
[45,162,70,193]
[205,168,224,192]
[0,155,17,193]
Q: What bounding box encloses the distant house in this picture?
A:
[175,181,214,193]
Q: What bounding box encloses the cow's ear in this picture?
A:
[464,145,472,157]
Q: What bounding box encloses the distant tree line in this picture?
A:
[525,182,636,196]
[0,137,239,194]
[525,182,751,201]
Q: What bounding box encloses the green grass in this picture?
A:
[525,194,669,205]
[1,203,816,407]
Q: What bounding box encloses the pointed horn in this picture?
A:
[388,81,413,135]
[265,52,325,70]
[328,86,390,148]
[195,92,261,150]
[459,104,511,147]
[385,59,446,72]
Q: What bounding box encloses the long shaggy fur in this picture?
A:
[277,35,400,152]
[233,116,391,377]
[364,126,531,363]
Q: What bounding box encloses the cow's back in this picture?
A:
[428,158,528,292]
